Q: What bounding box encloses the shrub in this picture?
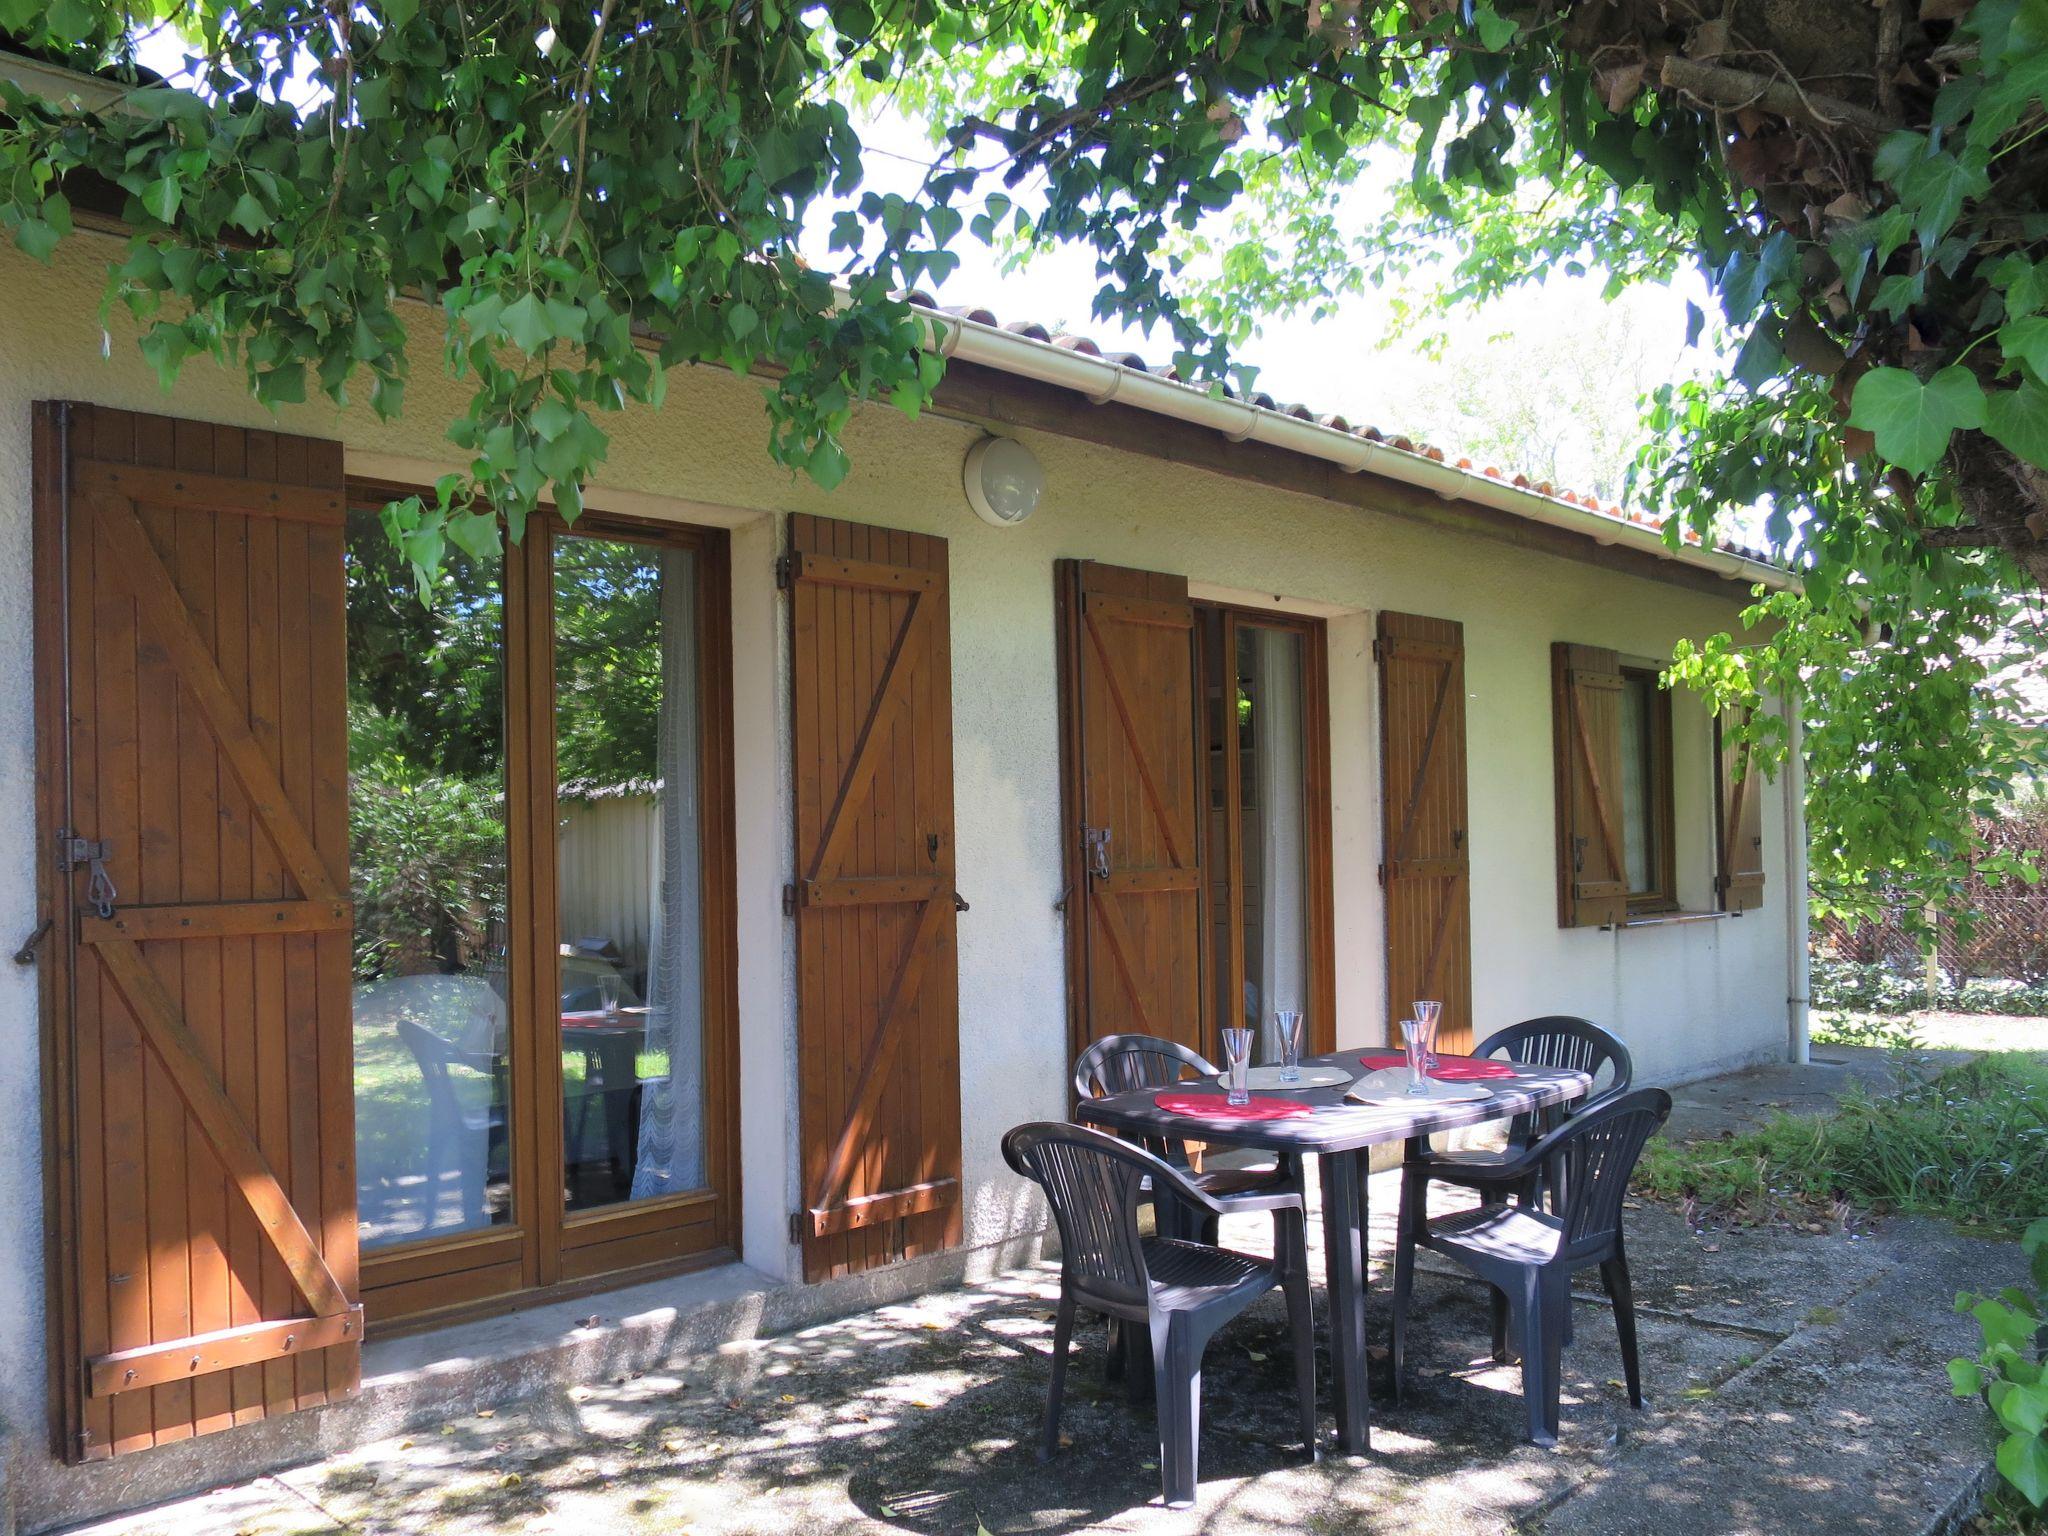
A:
[1809,957,2048,1019]
[349,754,506,980]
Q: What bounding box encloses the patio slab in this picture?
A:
[52,1061,2018,1536]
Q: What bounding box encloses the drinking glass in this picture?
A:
[1413,999,1443,1069]
[1221,1027,1255,1107]
[599,972,621,1020]
[1401,1019,1432,1096]
[1272,1010,1305,1084]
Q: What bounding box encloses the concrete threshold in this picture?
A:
[16,1232,1046,1536]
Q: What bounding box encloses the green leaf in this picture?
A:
[1996,1381,2048,1437]
[445,509,499,561]
[1987,380,2048,467]
[726,301,760,340]
[1848,366,1987,473]
[1899,152,1989,249]
[14,218,61,262]
[1951,1358,1985,1397]
[1998,1430,2048,1508]
[1471,4,1518,50]
[228,192,267,236]
[2001,316,2048,379]
[502,293,553,352]
[142,177,181,226]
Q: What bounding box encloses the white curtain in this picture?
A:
[632,547,705,1197]
[1253,629,1307,1058]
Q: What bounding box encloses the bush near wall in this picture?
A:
[1810,959,2048,1018]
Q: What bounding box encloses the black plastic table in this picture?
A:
[1074,1049,1591,1453]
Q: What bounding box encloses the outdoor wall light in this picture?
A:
[963,435,1045,528]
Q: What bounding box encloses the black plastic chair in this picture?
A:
[1004,1121,1317,1508]
[1071,1033,1307,1243]
[1389,1088,1673,1445]
[1403,1016,1634,1214]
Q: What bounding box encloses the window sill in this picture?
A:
[1605,910,1737,931]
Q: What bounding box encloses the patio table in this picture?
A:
[1074,1049,1591,1454]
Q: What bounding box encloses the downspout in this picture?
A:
[1781,687,1811,1063]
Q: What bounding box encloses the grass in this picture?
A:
[1635,1052,2048,1234]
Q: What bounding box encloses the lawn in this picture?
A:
[1635,1010,2048,1236]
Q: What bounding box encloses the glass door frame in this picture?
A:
[1191,602,1338,1057]
[354,487,741,1327]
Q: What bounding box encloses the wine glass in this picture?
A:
[1221,1027,1255,1107]
[1272,1010,1305,1084]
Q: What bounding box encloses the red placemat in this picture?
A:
[1358,1053,1518,1081]
[1153,1091,1317,1121]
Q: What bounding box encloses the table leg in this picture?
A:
[1319,1147,1370,1454]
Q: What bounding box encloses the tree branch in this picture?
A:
[1657,55,1896,140]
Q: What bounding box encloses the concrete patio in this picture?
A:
[53,1057,2016,1536]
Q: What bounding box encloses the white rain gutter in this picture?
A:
[929,309,1797,593]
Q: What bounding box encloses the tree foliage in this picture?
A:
[2,0,2045,905]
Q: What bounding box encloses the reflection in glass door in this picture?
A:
[1200,609,1312,1058]
[347,507,512,1250]
[553,534,706,1212]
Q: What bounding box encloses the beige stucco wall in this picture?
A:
[0,233,1799,1504]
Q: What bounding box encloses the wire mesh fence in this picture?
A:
[1813,898,2048,989]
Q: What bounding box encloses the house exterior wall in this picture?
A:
[0,234,1798,1516]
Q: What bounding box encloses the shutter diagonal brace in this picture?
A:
[91,491,343,907]
[92,936,351,1319]
[1568,672,1628,893]
[1390,653,1456,863]
[806,589,930,886]
[1083,606,1193,870]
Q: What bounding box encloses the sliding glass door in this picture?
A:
[348,499,737,1321]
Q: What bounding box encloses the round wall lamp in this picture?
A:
[963,435,1045,528]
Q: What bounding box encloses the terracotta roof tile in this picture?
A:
[908,292,1778,570]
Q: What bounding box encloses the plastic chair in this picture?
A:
[1003,1121,1318,1507]
[1389,1088,1673,1445]
[1071,1033,1307,1243]
[1403,1016,1634,1212]
[397,1018,508,1227]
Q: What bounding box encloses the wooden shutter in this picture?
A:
[1551,642,1629,928]
[1376,613,1474,1052]
[34,404,359,1463]
[1716,712,1767,912]
[1056,562,1204,1064]
[787,514,962,1282]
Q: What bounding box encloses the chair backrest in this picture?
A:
[1071,1033,1217,1101]
[1004,1121,1191,1308]
[1474,1015,1633,1141]
[397,1018,496,1128]
[1530,1088,1672,1253]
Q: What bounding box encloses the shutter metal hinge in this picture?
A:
[789,1210,806,1243]
[775,552,803,590]
[782,883,797,918]
[56,829,117,919]
[1376,862,1386,887]
[1371,637,1386,663]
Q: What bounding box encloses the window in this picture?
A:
[347,494,740,1322]
[1617,667,1675,912]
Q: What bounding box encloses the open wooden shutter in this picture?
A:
[35,403,358,1463]
[1056,562,1204,1064]
[1376,613,1474,1052]
[1715,712,1767,912]
[787,514,962,1282]
[1551,643,1629,929]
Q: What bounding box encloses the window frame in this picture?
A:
[349,485,741,1329]
[1617,664,1678,915]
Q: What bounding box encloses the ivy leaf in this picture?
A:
[1899,151,1989,249]
[1471,4,1519,50]
[2000,316,2048,379]
[1847,366,1988,473]
[1951,1358,1986,1397]
[1986,380,2048,468]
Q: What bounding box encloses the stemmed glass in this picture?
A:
[1221,1027,1255,1107]
[1413,999,1443,1069]
[1272,1010,1305,1085]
